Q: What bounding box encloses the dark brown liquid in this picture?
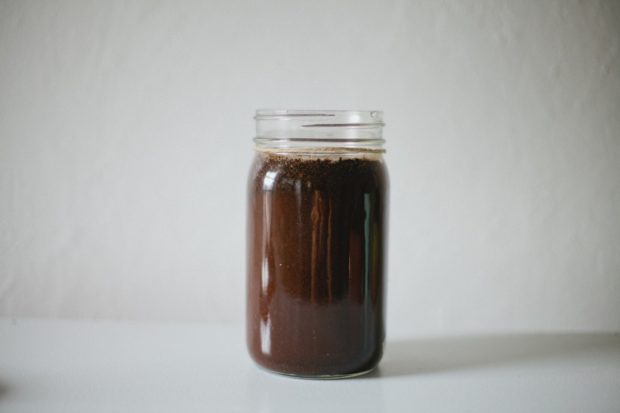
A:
[246,151,388,376]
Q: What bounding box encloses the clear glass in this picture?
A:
[247,110,388,378]
[254,109,385,150]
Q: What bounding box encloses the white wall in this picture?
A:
[1,0,619,334]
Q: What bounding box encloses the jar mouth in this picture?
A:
[255,110,385,149]
[255,109,385,127]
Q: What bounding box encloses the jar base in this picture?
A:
[253,363,378,380]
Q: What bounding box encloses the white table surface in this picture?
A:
[0,319,619,413]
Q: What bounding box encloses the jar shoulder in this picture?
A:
[249,153,387,191]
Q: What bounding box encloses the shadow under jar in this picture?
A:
[247,110,388,378]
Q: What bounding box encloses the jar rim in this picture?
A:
[254,109,385,127]
[254,109,385,150]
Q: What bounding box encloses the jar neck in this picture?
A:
[254,110,385,152]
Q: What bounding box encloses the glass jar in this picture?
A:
[246,110,388,378]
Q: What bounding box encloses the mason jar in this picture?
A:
[246,110,388,378]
